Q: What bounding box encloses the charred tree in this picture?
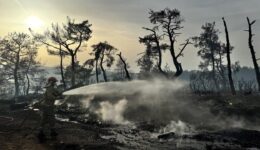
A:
[193,22,222,92]
[100,51,107,82]
[91,42,117,83]
[14,50,20,97]
[95,59,99,83]
[24,56,32,95]
[84,58,99,83]
[59,44,66,89]
[63,61,92,85]
[216,45,228,91]
[48,43,68,89]
[30,27,68,89]
[0,33,38,98]
[30,17,92,88]
[246,17,260,91]
[117,52,131,80]
[142,27,167,77]
[149,8,190,77]
[222,17,236,95]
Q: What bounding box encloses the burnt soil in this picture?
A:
[0,94,260,150]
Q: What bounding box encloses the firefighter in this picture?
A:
[37,77,61,143]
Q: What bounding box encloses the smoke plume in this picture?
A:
[63,79,258,131]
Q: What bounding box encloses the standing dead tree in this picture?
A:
[246,17,260,91]
[222,17,236,95]
[117,52,131,80]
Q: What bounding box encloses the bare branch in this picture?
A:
[142,27,156,33]
[176,39,192,59]
[137,52,146,56]
[250,20,256,25]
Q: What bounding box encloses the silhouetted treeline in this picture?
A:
[138,8,259,95]
[0,8,259,99]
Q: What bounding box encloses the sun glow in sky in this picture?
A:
[0,0,260,71]
[25,16,44,29]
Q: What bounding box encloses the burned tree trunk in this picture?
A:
[59,54,66,89]
[155,36,168,77]
[59,45,67,89]
[14,67,19,97]
[142,27,167,77]
[100,53,108,82]
[70,54,76,87]
[168,31,183,77]
[14,50,21,98]
[246,17,260,92]
[211,50,219,92]
[222,17,236,95]
[117,52,131,80]
[148,9,190,77]
[25,56,32,95]
[209,23,220,92]
[25,73,30,95]
[95,59,99,83]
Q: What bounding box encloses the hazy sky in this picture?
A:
[0,0,259,71]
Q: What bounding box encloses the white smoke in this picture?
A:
[80,95,95,108]
[160,120,195,135]
[63,79,257,131]
[96,99,130,125]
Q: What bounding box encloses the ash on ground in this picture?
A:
[1,80,260,150]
